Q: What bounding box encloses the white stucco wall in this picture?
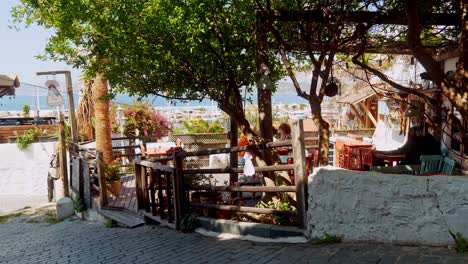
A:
[0,142,56,195]
[307,168,468,246]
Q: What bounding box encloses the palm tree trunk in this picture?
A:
[93,73,113,163]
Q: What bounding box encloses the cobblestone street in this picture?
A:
[0,213,467,264]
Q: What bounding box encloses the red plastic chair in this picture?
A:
[360,147,374,169]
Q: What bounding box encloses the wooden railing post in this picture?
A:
[59,120,70,197]
[291,120,308,229]
[156,169,164,217]
[149,167,157,216]
[97,151,108,207]
[141,165,150,212]
[134,160,143,210]
[172,150,185,230]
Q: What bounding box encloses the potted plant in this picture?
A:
[199,191,220,217]
[216,197,244,220]
[105,161,122,196]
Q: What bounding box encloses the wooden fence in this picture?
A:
[69,136,142,209]
[134,120,308,229]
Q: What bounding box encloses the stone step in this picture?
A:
[100,208,144,228]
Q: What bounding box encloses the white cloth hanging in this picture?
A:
[243,152,255,176]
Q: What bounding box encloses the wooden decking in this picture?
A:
[108,174,138,213]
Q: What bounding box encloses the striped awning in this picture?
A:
[0,75,20,97]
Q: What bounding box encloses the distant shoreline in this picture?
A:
[0,92,309,111]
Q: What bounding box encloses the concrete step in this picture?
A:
[195,216,307,242]
[100,207,144,228]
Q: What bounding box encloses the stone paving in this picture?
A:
[0,214,467,264]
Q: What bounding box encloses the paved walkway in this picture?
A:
[0,214,466,264]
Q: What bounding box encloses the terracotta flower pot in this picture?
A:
[107,180,122,196]
[216,210,232,220]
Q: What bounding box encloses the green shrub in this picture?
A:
[314,233,342,244]
[22,104,30,117]
[179,214,197,233]
[256,194,293,225]
[15,128,42,151]
[105,161,121,182]
[454,232,468,253]
[73,197,86,213]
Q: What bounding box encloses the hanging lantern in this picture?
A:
[325,82,339,97]
[45,80,65,107]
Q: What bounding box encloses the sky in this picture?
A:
[0,0,81,96]
[0,0,421,109]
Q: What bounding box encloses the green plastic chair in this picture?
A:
[370,165,420,175]
[441,157,456,175]
[420,155,444,174]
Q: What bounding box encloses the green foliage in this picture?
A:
[180,119,225,134]
[105,219,117,228]
[256,194,293,225]
[111,101,169,137]
[104,161,121,182]
[22,104,30,117]
[72,197,86,213]
[0,212,25,223]
[179,214,197,233]
[314,233,343,245]
[11,0,283,130]
[15,128,42,151]
[44,210,58,224]
[184,174,220,188]
[454,232,468,253]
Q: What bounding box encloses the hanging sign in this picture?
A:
[45,80,65,107]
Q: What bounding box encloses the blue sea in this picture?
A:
[0,92,308,111]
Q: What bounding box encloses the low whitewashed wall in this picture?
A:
[0,142,56,195]
[307,168,468,246]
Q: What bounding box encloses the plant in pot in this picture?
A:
[216,197,245,220]
[200,191,220,217]
[105,161,122,196]
[184,174,216,216]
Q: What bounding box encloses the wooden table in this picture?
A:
[374,153,406,167]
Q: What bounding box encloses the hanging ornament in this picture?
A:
[45,80,65,107]
[325,68,340,97]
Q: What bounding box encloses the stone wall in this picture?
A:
[307,168,468,246]
[0,142,56,195]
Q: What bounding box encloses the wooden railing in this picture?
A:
[134,120,308,229]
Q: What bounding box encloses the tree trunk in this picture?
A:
[229,116,238,186]
[310,98,330,166]
[93,73,113,163]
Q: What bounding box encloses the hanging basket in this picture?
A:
[325,82,339,97]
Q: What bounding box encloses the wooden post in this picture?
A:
[229,116,238,186]
[97,151,108,206]
[141,165,149,212]
[359,100,377,127]
[149,168,157,216]
[134,161,143,210]
[156,169,164,217]
[65,72,78,143]
[172,151,185,230]
[291,120,308,229]
[166,171,173,223]
[350,104,365,125]
[36,70,78,143]
[59,120,70,197]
